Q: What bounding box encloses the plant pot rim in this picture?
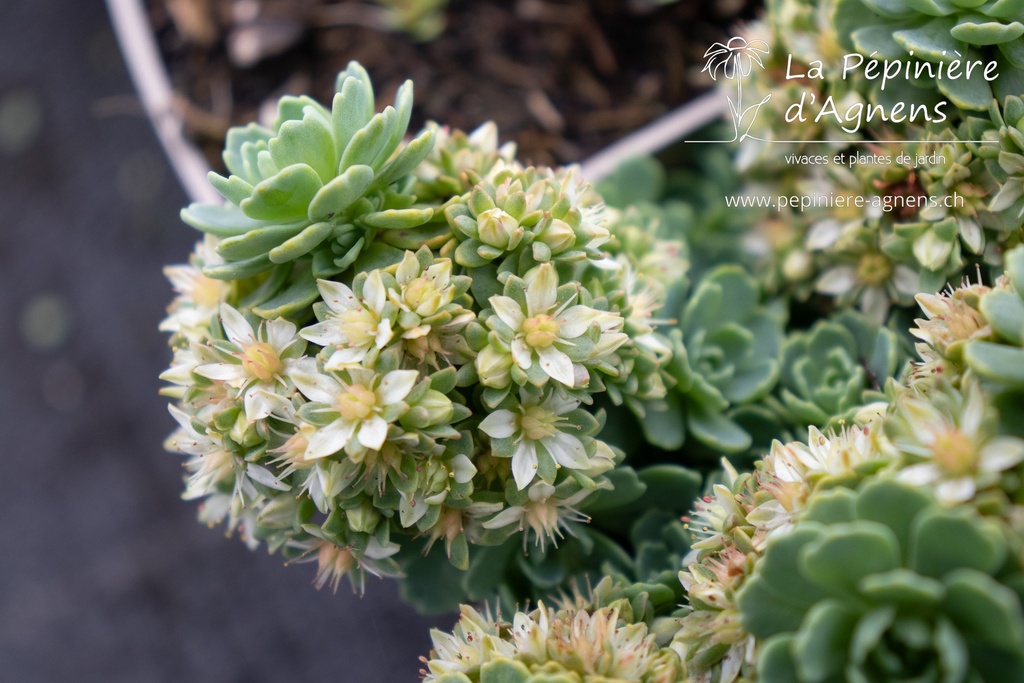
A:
[107,0,729,204]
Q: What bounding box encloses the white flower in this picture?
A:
[159,238,232,341]
[894,381,1024,505]
[194,304,304,423]
[301,273,394,370]
[482,482,594,551]
[479,390,590,490]
[291,363,419,461]
[480,262,627,388]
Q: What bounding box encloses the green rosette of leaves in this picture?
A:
[966,244,1024,393]
[778,310,903,428]
[832,0,1024,111]
[180,62,435,316]
[644,265,784,454]
[737,479,1024,682]
[963,95,1024,229]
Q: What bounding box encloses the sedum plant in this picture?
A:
[833,0,1024,111]
[157,0,1024,675]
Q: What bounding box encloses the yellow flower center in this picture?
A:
[241,341,283,383]
[857,252,892,286]
[337,383,377,421]
[339,308,379,347]
[192,275,225,309]
[520,405,559,441]
[523,314,561,348]
[932,429,977,477]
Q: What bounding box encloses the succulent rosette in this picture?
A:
[738,479,1024,682]
[179,62,436,317]
[645,265,784,454]
[833,0,1024,111]
[776,310,904,428]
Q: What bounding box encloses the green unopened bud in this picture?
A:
[538,218,576,254]
[477,207,520,249]
[476,344,513,387]
[346,498,382,533]
[402,389,455,429]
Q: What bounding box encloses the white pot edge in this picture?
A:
[106,0,729,203]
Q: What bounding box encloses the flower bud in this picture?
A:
[476,344,513,387]
[477,208,519,249]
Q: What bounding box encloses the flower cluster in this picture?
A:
[160,64,674,605]
[156,6,1024,678]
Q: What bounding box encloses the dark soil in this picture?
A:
[147,0,762,171]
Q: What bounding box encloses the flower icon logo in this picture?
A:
[702,36,772,142]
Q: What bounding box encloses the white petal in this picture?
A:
[424,260,451,288]
[244,386,276,422]
[317,279,360,313]
[195,362,246,383]
[860,286,888,325]
[542,391,580,416]
[980,437,1024,472]
[395,250,420,284]
[300,320,345,346]
[815,266,856,295]
[512,441,538,490]
[898,463,939,486]
[542,432,588,469]
[364,270,387,313]
[449,454,477,484]
[305,420,356,459]
[536,345,574,386]
[483,506,525,530]
[378,369,419,404]
[479,409,518,438]
[374,317,394,349]
[960,381,984,437]
[511,336,533,370]
[524,263,557,315]
[892,265,920,295]
[323,346,368,370]
[556,306,602,338]
[936,477,975,505]
[220,303,256,346]
[168,404,201,436]
[246,463,290,491]
[292,371,341,404]
[265,318,297,350]
[358,414,389,450]
[490,296,526,330]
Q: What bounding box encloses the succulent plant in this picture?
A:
[180,62,435,316]
[832,0,1024,111]
[644,265,784,454]
[966,245,1024,390]
[421,580,684,683]
[738,479,1024,682]
[413,122,518,201]
[443,166,609,273]
[963,95,1024,229]
[777,310,904,428]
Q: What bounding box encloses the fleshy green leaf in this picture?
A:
[240,163,323,222]
[268,222,334,263]
[308,164,375,220]
[181,202,264,237]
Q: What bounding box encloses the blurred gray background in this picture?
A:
[0,1,444,680]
